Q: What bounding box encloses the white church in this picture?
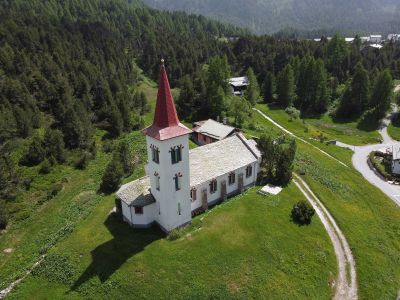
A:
[116,61,262,232]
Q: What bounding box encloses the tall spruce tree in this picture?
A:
[369,69,393,120]
[336,62,369,118]
[245,67,260,105]
[176,75,195,120]
[263,71,276,103]
[277,64,296,108]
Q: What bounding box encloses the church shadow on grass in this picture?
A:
[71,212,164,291]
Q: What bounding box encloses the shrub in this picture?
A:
[20,138,45,166]
[285,106,300,120]
[74,152,90,170]
[291,201,315,225]
[167,228,184,241]
[100,157,123,193]
[47,183,63,200]
[0,200,8,230]
[39,159,52,174]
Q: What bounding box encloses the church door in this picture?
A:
[221,180,227,202]
[201,188,208,210]
[238,173,244,192]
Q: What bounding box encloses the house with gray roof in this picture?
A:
[192,119,237,145]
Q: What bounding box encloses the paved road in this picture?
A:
[336,107,400,207]
[294,174,357,300]
[254,105,400,208]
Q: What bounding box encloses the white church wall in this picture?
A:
[146,134,192,232]
[130,203,156,228]
[190,161,259,212]
[121,201,132,224]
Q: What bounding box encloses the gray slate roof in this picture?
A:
[229,77,249,87]
[189,133,259,186]
[117,134,261,205]
[193,119,235,140]
[116,176,155,207]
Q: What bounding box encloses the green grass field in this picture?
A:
[7,185,336,299]
[388,122,400,141]
[255,104,380,146]
[2,85,399,299]
[250,106,400,299]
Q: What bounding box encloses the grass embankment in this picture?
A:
[255,104,380,146]
[8,186,336,299]
[0,131,146,291]
[252,106,400,299]
[388,122,400,141]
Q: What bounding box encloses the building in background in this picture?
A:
[192,119,237,145]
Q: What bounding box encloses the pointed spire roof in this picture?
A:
[143,60,192,141]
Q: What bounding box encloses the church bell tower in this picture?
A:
[143,60,192,232]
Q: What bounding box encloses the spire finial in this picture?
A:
[161,58,165,66]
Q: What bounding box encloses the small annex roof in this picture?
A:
[193,119,236,140]
[392,145,400,160]
[116,176,155,207]
[189,133,259,187]
[229,76,249,88]
[143,60,192,141]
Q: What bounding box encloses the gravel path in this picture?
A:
[294,174,357,300]
[0,255,46,299]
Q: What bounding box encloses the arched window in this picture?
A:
[246,165,253,178]
[228,172,236,185]
[190,187,197,202]
[151,145,160,164]
[209,179,217,193]
[154,172,160,191]
[170,145,183,164]
[174,173,182,191]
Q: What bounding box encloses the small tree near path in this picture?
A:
[291,201,315,225]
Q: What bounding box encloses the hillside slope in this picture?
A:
[142,0,400,35]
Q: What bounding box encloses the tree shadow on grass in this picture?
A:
[70,212,164,291]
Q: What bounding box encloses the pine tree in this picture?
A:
[369,69,393,120]
[109,105,124,138]
[336,62,369,118]
[245,67,260,105]
[327,33,349,81]
[277,65,296,108]
[20,137,45,166]
[263,71,276,103]
[312,59,329,114]
[176,75,195,120]
[43,128,66,163]
[100,156,124,193]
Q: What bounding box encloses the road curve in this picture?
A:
[336,107,400,207]
[294,174,357,300]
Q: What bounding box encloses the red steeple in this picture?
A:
[143,60,192,140]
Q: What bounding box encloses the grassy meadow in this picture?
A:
[255,104,381,146]
[7,186,336,299]
[2,84,336,299]
[250,105,400,299]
